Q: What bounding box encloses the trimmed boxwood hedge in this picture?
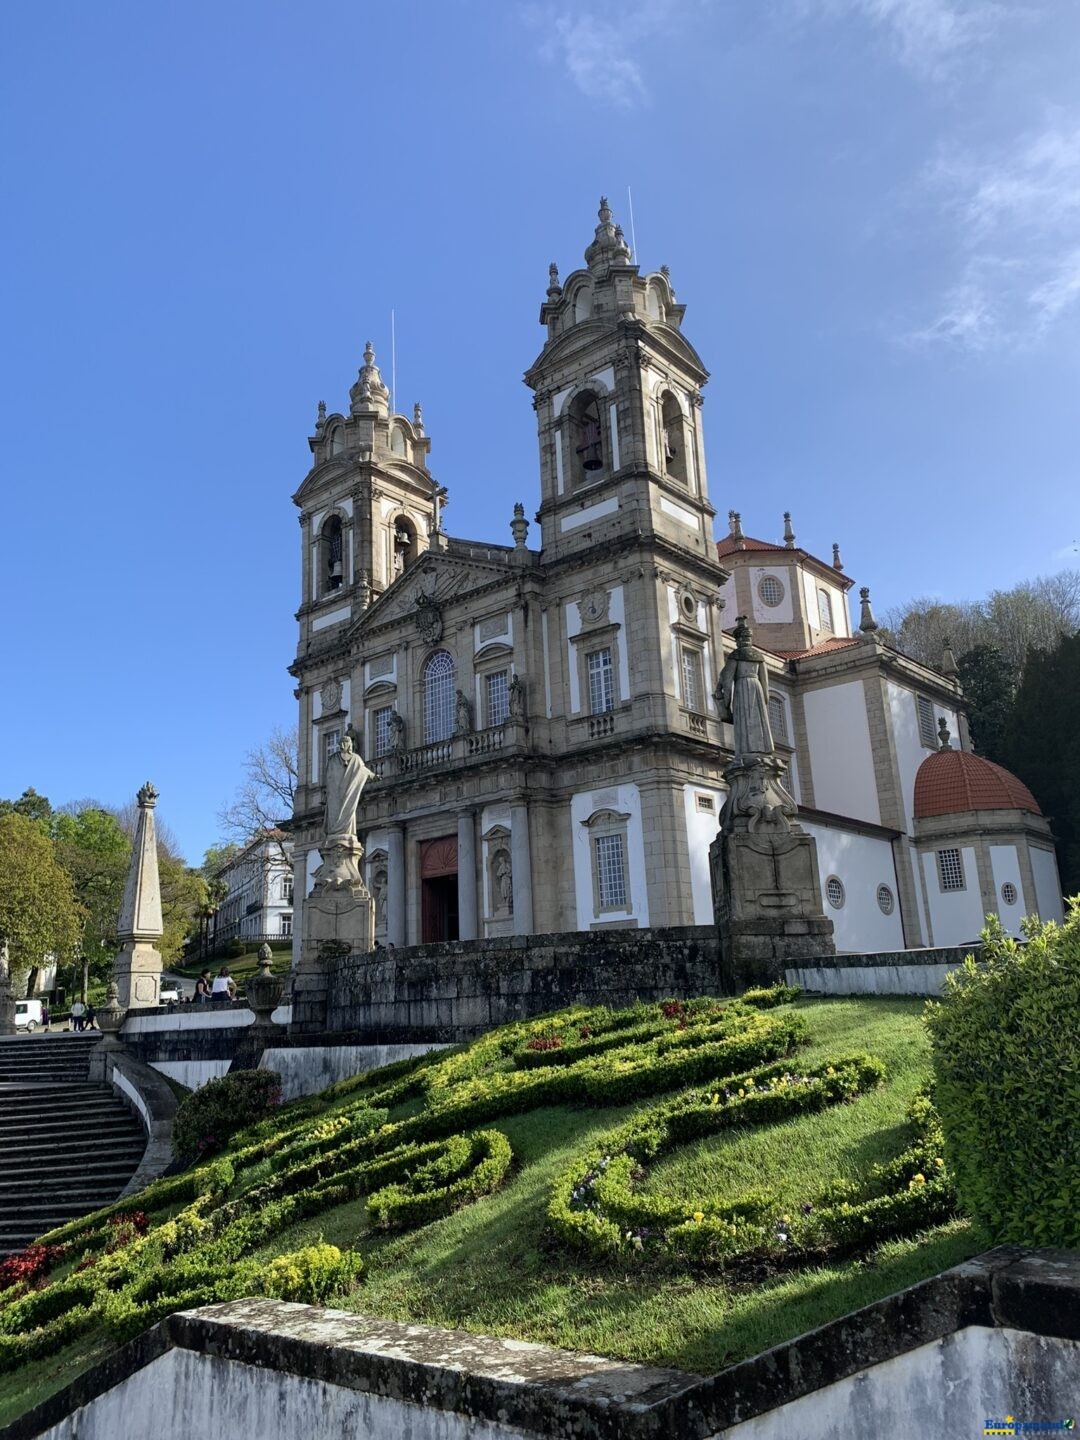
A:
[925,908,1080,1249]
[0,982,959,1374]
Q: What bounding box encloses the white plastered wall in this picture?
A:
[682,784,724,923]
[802,682,880,825]
[921,846,985,946]
[1031,846,1065,923]
[989,844,1025,936]
[750,566,794,627]
[802,825,905,953]
[886,682,959,833]
[570,783,649,930]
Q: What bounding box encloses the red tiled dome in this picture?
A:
[913,749,1041,820]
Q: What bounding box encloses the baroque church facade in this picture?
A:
[287,200,1063,961]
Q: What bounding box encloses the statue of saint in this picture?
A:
[495,852,513,912]
[455,689,473,735]
[717,616,774,759]
[387,709,406,752]
[508,674,525,719]
[323,733,373,847]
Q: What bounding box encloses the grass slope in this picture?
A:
[0,995,979,1425]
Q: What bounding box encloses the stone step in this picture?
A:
[0,1137,144,1165]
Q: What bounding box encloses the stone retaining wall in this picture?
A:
[324,926,722,1041]
[787,944,977,997]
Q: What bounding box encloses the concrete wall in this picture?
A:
[786,944,976,997]
[921,845,985,946]
[260,1043,445,1100]
[718,1325,1077,1440]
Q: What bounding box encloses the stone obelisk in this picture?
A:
[113,782,165,1008]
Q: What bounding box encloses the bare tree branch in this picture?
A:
[216,726,299,868]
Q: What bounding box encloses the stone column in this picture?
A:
[387,825,406,947]
[458,812,478,942]
[510,801,533,936]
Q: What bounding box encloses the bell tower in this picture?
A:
[294,341,442,649]
[525,198,716,563]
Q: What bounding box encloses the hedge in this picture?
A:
[925,908,1080,1248]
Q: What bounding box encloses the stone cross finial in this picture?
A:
[938,717,953,751]
[858,586,879,633]
[363,340,376,367]
[783,512,796,549]
[832,542,844,571]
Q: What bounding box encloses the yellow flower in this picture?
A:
[693,1211,705,1224]
[934,1157,945,1168]
[738,1088,745,1097]
[710,1093,719,1105]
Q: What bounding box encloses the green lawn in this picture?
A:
[0,995,981,1425]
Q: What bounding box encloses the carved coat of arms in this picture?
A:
[414,591,443,645]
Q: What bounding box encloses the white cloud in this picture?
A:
[525,0,680,108]
[795,0,1006,79]
[911,120,1080,349]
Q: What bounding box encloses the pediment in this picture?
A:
[353,550,515,635]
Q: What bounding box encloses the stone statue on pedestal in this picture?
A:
[293,732,376,1035]
[710,617,834,992]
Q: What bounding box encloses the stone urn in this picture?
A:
[96,981,126,1048]
[246,944,284,1028]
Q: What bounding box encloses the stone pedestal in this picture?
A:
[233,943,286,1069]
[89,981,126,1082]
[711,755,835,994]
[291,881,374,1034]
[114,941,164,1010]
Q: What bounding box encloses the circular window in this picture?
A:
[758,575,785,608]
[1001,882,1018,906]
[876,884,895,915]
[680,591,697,619]
[826,876,846,910]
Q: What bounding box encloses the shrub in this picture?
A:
[173,1069,283,1162]
[225,938,246,959]
[925,908,1080,1248]
[258,1244,363,1305]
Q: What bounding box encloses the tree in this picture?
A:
[158,852,208,964]
[0,814,84,993]
[52,805,131,996]
[881,568,1080,673]
[0,788,53,830]
[202,843,239,879]
[218,726,298,865]
[955,646,1017,763]
[1000,632,1080,895]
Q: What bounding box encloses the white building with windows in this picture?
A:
[286,199,1064,958]
[216,831,295,945]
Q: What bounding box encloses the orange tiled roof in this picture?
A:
[716,536,787,558]
[771,638,863,661]
[914,749,1041,820]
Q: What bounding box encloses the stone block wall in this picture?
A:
[325,926,721,1041]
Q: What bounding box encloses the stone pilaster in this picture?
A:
[510,801,533,935]
[386,825,406,947]
[457,812,478,942]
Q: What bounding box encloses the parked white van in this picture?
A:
[14,1000,43,1032]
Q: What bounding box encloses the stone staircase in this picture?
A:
[0,1034,148,1255]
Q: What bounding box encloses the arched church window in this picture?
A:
[817,588,834,633]
[329,425,344,456]
[646,284,663,321]
[659,391,687,486]
[322,515,344,594]
[423,650,456,743]
[392,517,418,577]
[568,390,604,487]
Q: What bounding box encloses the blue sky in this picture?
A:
[2,0,1078,864]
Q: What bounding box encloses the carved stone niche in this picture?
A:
[367,849,388,935]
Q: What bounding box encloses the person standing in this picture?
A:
[70,997,86,1032]
[194,969,212,1003]
[41,998,50,1033]
[84,1001,96,1031]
